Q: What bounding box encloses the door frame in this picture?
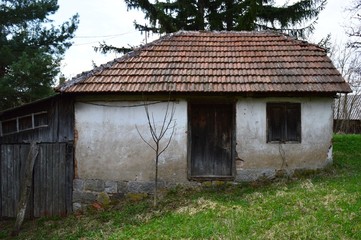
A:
[187,100,236,181]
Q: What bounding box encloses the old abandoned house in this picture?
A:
[0,31,351,214]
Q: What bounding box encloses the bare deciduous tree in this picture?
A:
[329,42,361,133]
[136,100,176,207]
[347,0,361,49]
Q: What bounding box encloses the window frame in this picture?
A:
[266,102,301,143]
[0,111,48,136]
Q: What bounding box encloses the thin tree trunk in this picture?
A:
[135,100,176,208]
[154,147,159,207]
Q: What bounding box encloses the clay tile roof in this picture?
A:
[58,31,351,93]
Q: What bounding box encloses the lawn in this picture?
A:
[1,134,360,239]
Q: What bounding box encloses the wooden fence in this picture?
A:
[0,143,73,218]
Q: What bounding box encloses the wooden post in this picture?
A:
[11,142,39,237]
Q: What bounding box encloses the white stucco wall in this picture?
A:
[74,100,188,183]
[75,97,334,184]
[235,97,334,180]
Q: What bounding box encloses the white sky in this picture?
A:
[52,0,353,79]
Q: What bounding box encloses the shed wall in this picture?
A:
[0,96,74,144]
[0,96,74,218]
[74,100,188,183]
[235,97,334,180]
[75,97,334,184]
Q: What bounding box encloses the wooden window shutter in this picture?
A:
[267,103,301,143]
[285,104,301,142]
[267,104,284,142]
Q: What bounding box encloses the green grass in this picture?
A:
[1,134,360,239]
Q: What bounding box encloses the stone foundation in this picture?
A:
[72,178,172,210]
[73,166,328,210]
[234,168,296,181]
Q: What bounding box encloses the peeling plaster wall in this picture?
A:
[235,97,334,180]
[75,97,334,186]
[74,100,188,184]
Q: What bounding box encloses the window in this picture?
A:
[19,115,33,131]
[267,103,301,143]
[1,119,17,135]
[0,111,48,136]
[34,112,48,127]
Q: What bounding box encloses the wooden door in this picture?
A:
[0,143,73,218]
[189,104,234,179]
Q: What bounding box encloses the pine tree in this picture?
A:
[0,0,79,110]
[124,0,326,38]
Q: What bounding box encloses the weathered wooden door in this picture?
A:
[0,143,73,218]
[189,104,234,179]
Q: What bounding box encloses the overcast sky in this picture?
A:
[52,0,353,79]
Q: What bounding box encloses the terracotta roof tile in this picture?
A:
[58,31,351,93]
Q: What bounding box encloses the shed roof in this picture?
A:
[58,31,351,94]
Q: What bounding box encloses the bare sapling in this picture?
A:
[136,100,176,207]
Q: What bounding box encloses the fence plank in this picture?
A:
[53,144,60,215]
[13,146,19,216]
[32,145,41,217]
[1,145,7,217]
[58,143,66,215]
[7,145,16,217]
[47,144,53,216]
[33,145,41,217]
[1,145,6,217]
[65,143,73,214]
[5,145,11,216]
[38,144,47,216]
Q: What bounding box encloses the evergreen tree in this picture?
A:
[124,0,326,38]
[0,0,79,110]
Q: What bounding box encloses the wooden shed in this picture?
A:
[0,95,74,218]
